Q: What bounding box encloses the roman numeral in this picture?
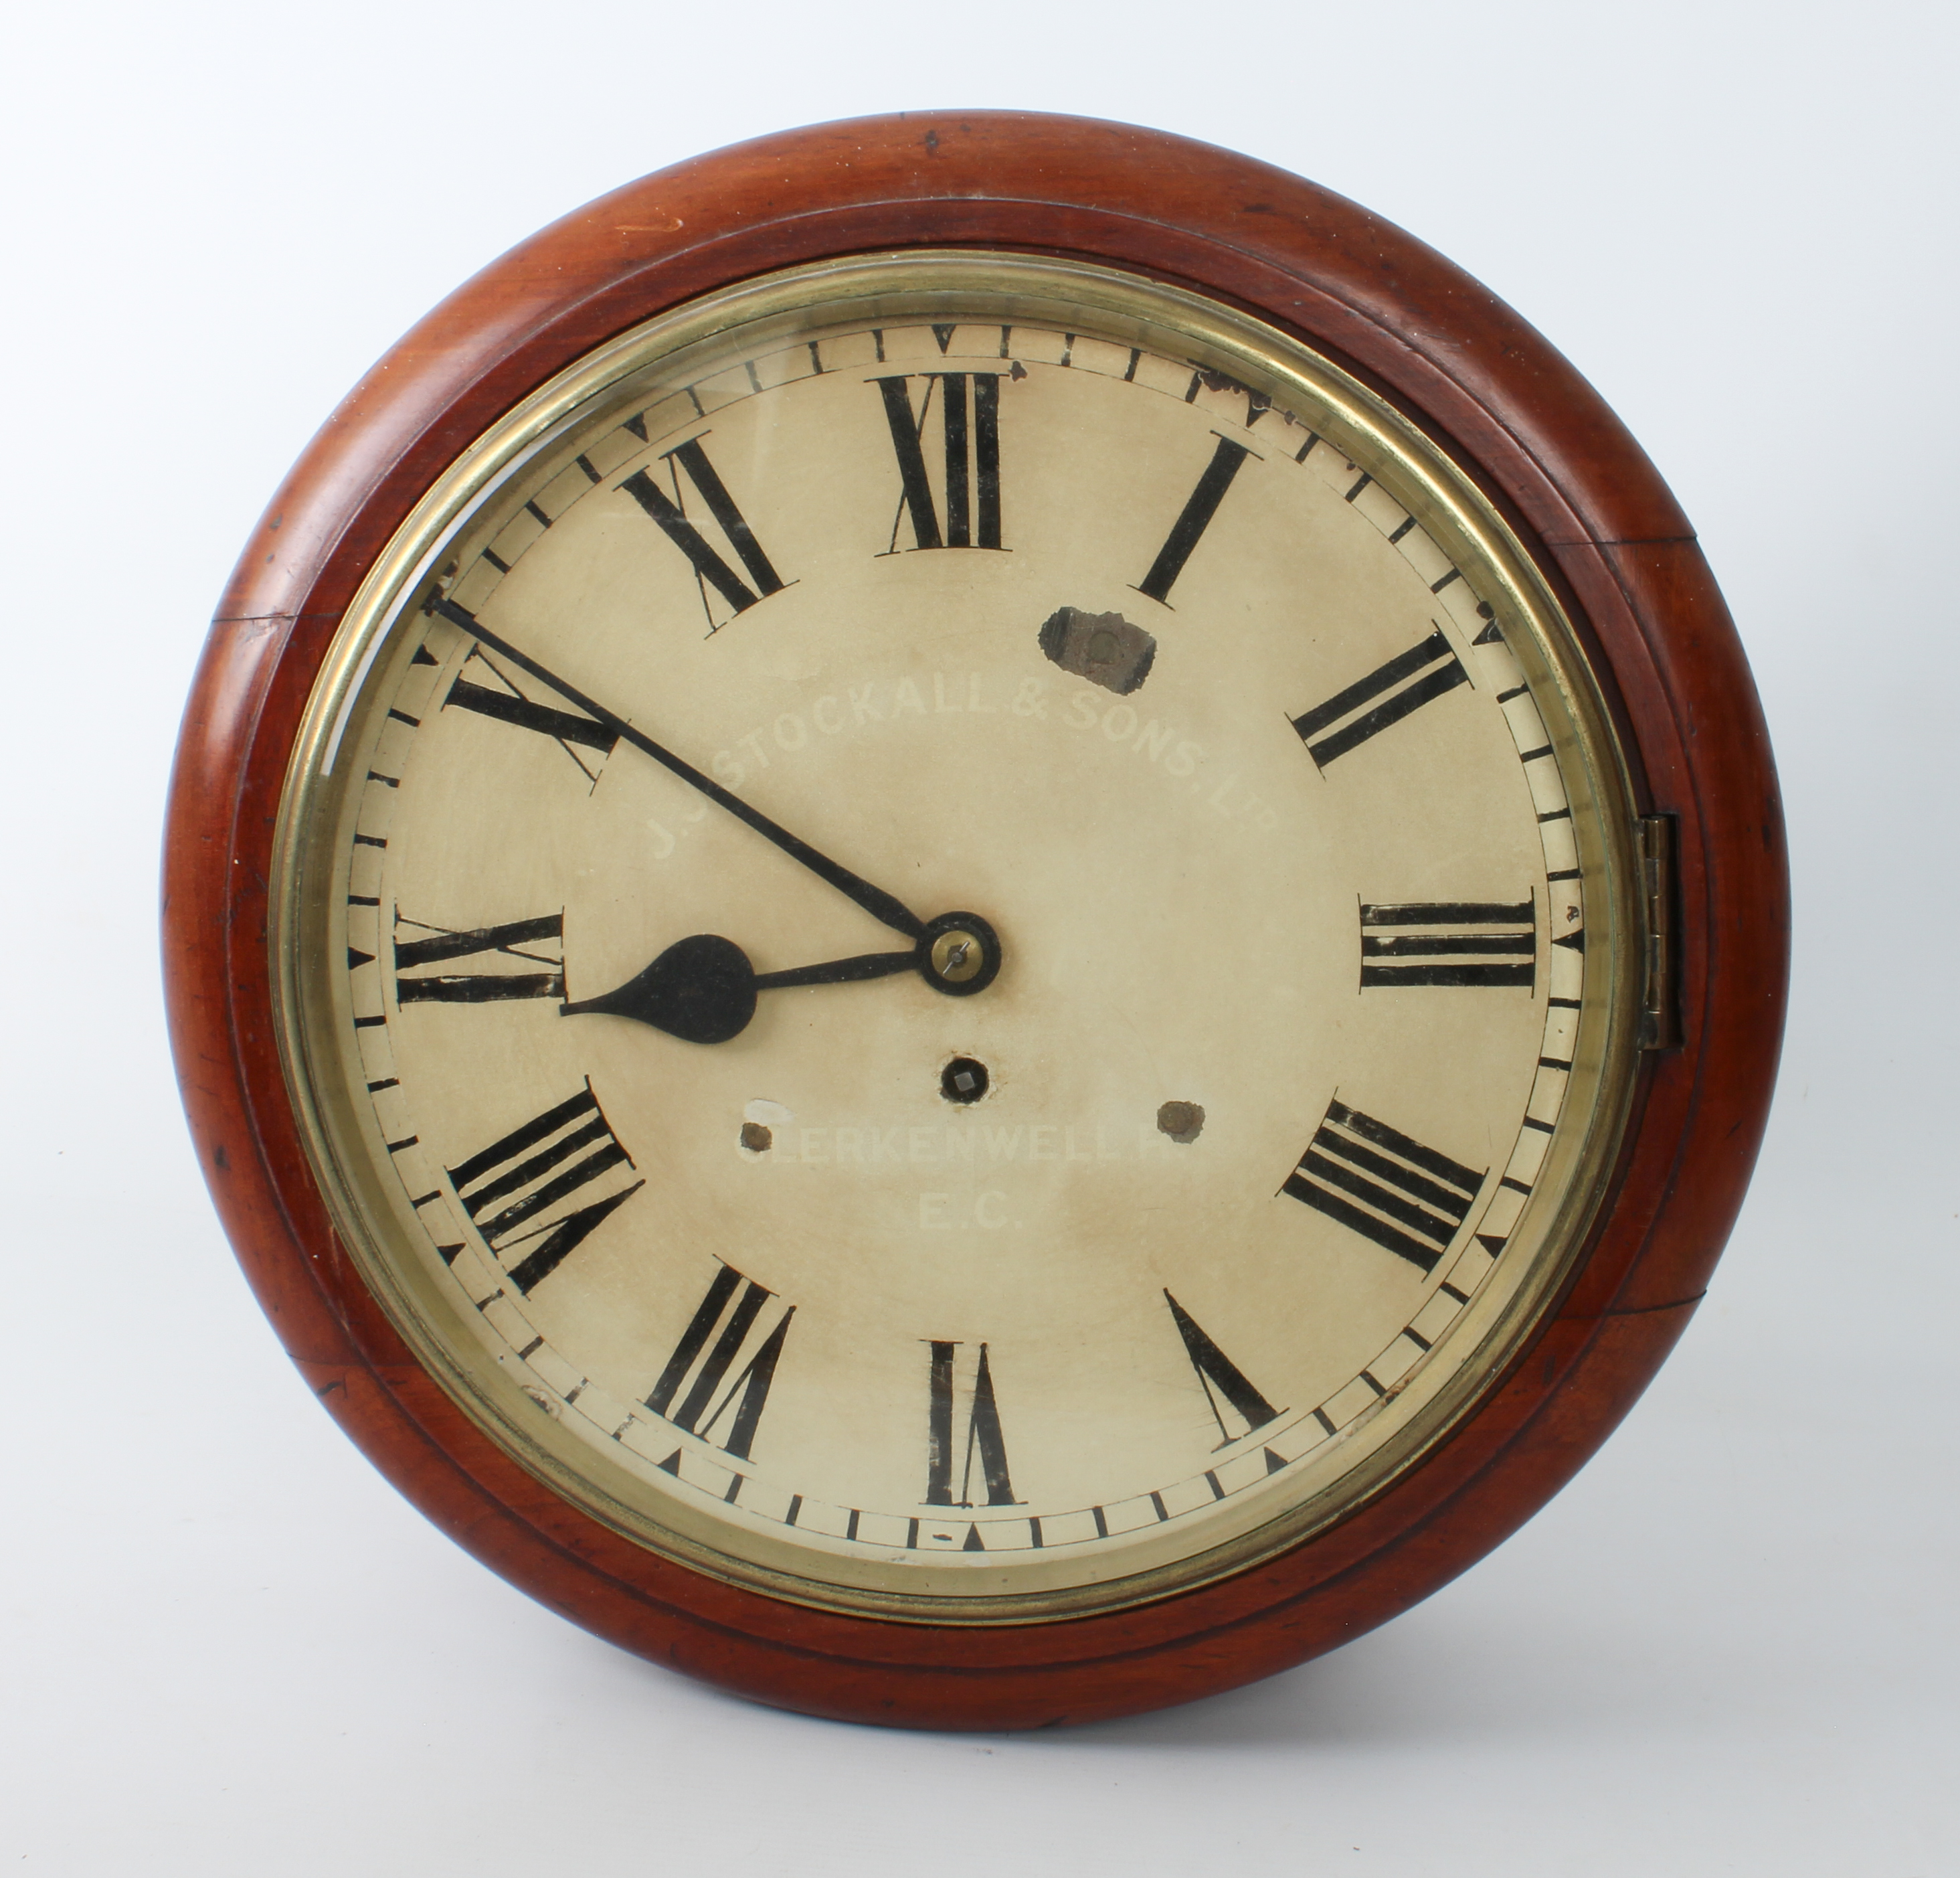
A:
[393,912,564,1004]
[924,1341,1019,1507]
[644,1262,794,1462]
[874,373,1003,551]
[1360,898,1536,989]
[442,645,617,782]
[1291,626,1469,768]
[1164,1291,1285,1448]
[619,436,786,624]
[1136,436,1253,604]
[446,1084,640,1294]
[1283,1100,1484,1274]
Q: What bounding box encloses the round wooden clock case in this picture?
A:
[163,112,1787,1729]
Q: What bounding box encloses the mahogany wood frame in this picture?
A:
[163,112,1787,1729]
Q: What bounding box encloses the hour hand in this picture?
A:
[563,915,1001,1045]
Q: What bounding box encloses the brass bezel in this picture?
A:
[272,252,1644,1624]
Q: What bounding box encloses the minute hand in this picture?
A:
[434,599,926,941]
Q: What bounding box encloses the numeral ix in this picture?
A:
[394,912,563,1005]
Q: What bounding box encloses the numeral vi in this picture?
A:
[925,1341,1019,1507]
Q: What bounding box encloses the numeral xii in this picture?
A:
[875,373,1002,551]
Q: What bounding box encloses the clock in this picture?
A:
[164,112,1786,1727]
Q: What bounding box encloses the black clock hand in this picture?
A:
[563,935,920,1045]
[431,598,926,942]
[751,951,921,991]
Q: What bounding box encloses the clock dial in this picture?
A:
[275,255,1639,1619]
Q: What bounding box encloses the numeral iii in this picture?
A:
[1360,899,1536,989]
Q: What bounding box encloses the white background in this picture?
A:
[5,2,1955,1871]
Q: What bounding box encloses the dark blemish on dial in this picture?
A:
[1038,606,1157,696]
[1194,367,1271,427]
[1158,1101,1206,1143]
[739,1122,773,1154]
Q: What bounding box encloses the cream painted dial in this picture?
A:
[276,255,1638,1621]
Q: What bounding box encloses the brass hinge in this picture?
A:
[1637,815,1681,1050]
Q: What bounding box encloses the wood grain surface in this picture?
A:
[161,110,1788,1729]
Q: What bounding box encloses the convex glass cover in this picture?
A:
[275,254,1639,1620]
